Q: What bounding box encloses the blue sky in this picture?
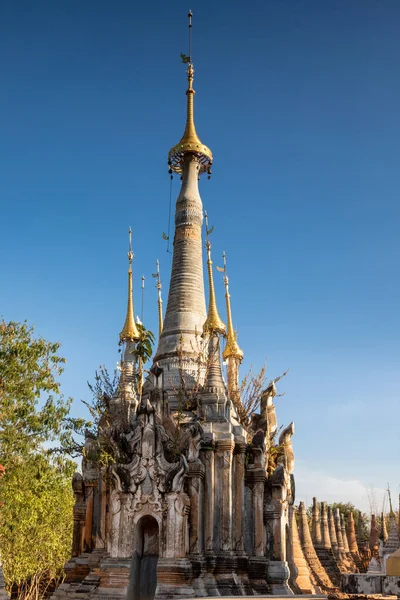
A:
[1,0,399,512]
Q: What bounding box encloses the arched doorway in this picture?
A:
[127,515,159,600]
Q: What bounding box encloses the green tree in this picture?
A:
[0,320,72,457]
[328,502,369,533]
[305,501,369,539]
[131,323,155,366]
[329,501,357,523]
[0,319,75,600]
[0,455,74,600]
[132,323,155,399]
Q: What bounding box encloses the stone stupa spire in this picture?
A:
[380,512,388,543]
[320,501,331,549]
[154,14,211,395]
[334,508,345,555]
[328,507,339,556]
[369,514,379,551]
[312,497,322,547]
[385,488,400,551]
[340,513,350,553]
[347,511,359,553]
[356,510,367,548]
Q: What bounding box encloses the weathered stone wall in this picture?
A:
[342,572,400,597]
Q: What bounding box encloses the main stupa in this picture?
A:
[53,13,298,600]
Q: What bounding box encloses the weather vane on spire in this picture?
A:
[217,251,227,275]
[181,10,193,65]
[217,252,228,289]
[204,211,214,250]
[128,226,134,264]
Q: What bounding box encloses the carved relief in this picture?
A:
[277,422,295,475]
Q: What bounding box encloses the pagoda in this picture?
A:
[55,14,296,600]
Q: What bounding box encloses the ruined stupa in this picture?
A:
[54,14,298,600]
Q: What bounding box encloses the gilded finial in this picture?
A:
[203,213,226,336]
[152,260,163,338]
[168,11,213,175]
[120,227,140,343]
[220,252,244,361]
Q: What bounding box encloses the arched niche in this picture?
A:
[134,515,159,558]
[128,515,160,600]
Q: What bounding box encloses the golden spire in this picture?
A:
[168,11,213,175]
[152,259,163,338]
[119,227,140,343]
[221,252,244,362]
[203,213,226,335]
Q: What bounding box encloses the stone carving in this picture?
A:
[171,456,188,492]
[277,422,295,475]
[82,431,99,483]
[260,381,277,439]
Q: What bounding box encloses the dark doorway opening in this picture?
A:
[128,516,159,600]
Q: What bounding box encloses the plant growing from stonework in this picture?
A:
[162,332,219,458]
[265,425,285,476]
[61,325,155,468]
[130,323,155,399]
[234,363,288,430]
[238,362,268,418]
[60,366,132,467]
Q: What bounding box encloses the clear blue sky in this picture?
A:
[1,0,399,512]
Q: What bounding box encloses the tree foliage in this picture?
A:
[329,501,357,522]
[0,456,75,600]
[131,323,155,366]
[0,319,74,600]
[0,320,71,457]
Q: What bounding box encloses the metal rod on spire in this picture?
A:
[141,276,145,323]
[128,226,133,263]
[204,210,214,248]
[152,260,163,338]
[188,10,193,63]
[387,483,393,514]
